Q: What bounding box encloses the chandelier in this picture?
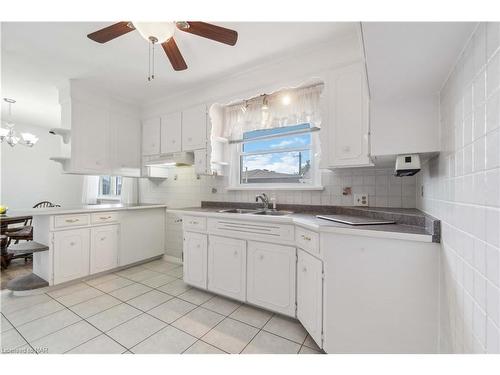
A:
[0,98,39,147]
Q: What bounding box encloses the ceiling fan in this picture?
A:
[87,22,238,74]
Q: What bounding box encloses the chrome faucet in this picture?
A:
[255,193,270,210]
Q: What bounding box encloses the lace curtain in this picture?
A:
[223,84,323,140]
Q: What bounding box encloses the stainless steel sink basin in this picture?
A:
[251,210,294,216]
[217,208,293,216]
[217,208,261,214]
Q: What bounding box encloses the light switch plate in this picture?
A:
[354,193,369,206]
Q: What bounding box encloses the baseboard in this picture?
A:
[163,254,183,265]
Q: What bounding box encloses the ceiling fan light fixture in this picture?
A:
[133,22,176,44]
[21,133,39,147]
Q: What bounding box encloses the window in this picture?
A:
[237,123,317,186]
[98,176,122,199]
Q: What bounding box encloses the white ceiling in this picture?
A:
[362,22,476,100]
[1,22,357,128]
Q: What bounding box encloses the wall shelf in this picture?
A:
[49,128,71,144]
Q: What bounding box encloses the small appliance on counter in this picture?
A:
[394,154,421,177]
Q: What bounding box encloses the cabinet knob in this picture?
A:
[196,244,200,249]
[100,237,106,241]
[172,140,176,143]
[234,250,238,256]
[70,242,75,246]
[302,266,307,272]
[301,234,311,241]
[259,254,264,260]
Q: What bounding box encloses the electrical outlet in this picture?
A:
[354,193,369,206]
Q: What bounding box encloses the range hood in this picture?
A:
[144,152,194,167]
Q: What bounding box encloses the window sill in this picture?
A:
[225,185,324,191]
[97,196,121,202]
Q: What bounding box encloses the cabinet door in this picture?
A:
[161,112,182,154]
[183,231,208,289]
[297,249,323,348]
[208,235,246,301]
[90,225,119,274]
[182,104,207,151]
[110,111,140,169]
[247,241,296,317]
[71,101,109,172]
[323,62,371,168]
[53,228,90,284]
[142,118,161,156]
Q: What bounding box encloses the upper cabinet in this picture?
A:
[181,104,207,151]
[142,118,161,156]
[320,62,372,169]
[141,104,207,157]
[161,112,182,154]
[57,80,141,176]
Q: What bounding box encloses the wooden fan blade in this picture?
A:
[161,38,187,71]
[87,22,134,43]
[178,22,238,46]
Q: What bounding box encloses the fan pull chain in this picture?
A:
[147,40,157,82]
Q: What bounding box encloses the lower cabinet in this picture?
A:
[90,225,119,274]
[207,235,246,301]
[53,228,90,284]
[183,231,208,289]
[297,248,323,347]
[247,241,296,317]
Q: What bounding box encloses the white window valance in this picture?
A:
[222,84,323,140]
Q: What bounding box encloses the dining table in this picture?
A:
[0,213,33,269]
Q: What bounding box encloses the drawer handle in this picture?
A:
[190,221,199,225]
[100,237,106,241]
[65,219,79,223]
[99,216,112,220]
[196,244,200,249]
[174,218,183,223]
[70,242,75,246]
[301,234,311,241]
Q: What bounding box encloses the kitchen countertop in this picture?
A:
[6,203,168,217]
[168,204,440,243]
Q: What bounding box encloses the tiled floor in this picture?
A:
[0,258,323,354]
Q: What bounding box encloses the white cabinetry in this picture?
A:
[71,101,109,172]
[58,81,141,175]
[142,118,161,156]
[161,112,182,154]
[111,111,140,170]
[322,233,439,353]
[207,235,246,301]
[183,232,208,289]
[321,62,371,168]
[247,241,296,317]
[53,228,90,284]
[182,104,207,151]
[297,249,323,347]
[90,225,119,274]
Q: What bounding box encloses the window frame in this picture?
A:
[228,125,323,191]
[98,175,122,201]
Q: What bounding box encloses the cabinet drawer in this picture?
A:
[295,226,319,255]
[207,218,294,243]
[183,216,207,231]
[91,211,119,224]
[54,214,90,228]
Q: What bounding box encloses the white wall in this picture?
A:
[1,122,84,209]
[417,22,500,353]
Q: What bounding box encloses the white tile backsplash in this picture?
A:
[418,22,500,353]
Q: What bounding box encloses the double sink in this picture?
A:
[217,208,293,216]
